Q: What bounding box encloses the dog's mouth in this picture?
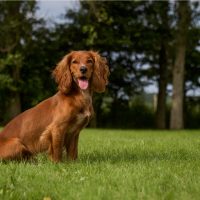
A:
[77,77,89,90]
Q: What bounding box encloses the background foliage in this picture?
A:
[0,1,199,129]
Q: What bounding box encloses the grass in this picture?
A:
[0,129,200,200]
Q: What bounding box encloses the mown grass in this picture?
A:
[0,129,200,200]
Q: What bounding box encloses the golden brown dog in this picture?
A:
[0,51,109,162]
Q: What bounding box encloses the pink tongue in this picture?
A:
[78,79,89,90]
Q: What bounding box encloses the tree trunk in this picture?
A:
[156,42,168,129]
[170,1,190,129]
[155,2,169,129]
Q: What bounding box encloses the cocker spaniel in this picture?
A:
[0,51,109,162]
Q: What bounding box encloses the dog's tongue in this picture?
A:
[78,79,89,90]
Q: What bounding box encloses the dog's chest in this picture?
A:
[68,93,93,133]
[77,109,91,125]
[68,107,92,134]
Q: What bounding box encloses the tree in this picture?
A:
[0,1,39,121]
[0,1,55,123]
[137,1,172,129]
[153,2,170,129]
[170,1,191,129]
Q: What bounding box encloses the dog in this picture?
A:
[0,51,109,162]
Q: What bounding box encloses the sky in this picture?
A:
[36,0,78,22]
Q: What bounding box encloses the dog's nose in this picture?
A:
[80,66,87,74]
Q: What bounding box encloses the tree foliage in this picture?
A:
[0,1,56,122]
[0,1,199,128]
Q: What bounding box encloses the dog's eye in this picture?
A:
[87,59,93,64]
[72,60,78,64]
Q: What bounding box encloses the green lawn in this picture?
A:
[0,129,200,200]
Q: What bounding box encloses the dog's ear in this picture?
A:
[52,53,73,94]
[90,51,110,93]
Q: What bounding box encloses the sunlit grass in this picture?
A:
[0,129,200,200]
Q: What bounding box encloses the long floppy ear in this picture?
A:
[91,51,110,93]
[52,53,72,94]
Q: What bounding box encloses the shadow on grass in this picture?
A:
[79,149,200,164]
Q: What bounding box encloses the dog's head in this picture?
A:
[53,51,109,94]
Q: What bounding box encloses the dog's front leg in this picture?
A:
[65,132,80,160]
[50,127,65,162]
[66,132,79,160]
